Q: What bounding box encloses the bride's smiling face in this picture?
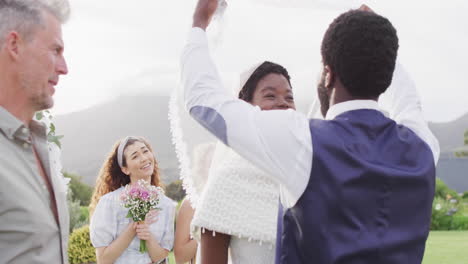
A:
[121,141,155,182]
[250,73,296,111]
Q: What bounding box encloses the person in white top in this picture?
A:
[174,198,198,264]
[181,1,440,263]
[89,136,175,264]
[190,61,295,264]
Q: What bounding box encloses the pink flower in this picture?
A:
[141,191,150,201]
[129,187,140,198]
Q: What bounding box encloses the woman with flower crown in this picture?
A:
[89,136,176,264]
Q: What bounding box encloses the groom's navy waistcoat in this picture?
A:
[275,109,435,264]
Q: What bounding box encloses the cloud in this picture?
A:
[252,0,363,10]
[54,0,468,122]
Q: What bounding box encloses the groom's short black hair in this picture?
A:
[239,61,291,102]
[321,10,399,98]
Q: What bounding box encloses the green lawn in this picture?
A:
[168,252,175,264]
[423,231,468,264]
[167,231,467,264]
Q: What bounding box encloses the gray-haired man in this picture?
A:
[0,0,70,263]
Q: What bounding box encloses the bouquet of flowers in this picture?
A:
[120,179,163,253]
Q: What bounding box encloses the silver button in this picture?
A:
[42,185,47,191]
[22,142,29,149]
[21,127,29,134]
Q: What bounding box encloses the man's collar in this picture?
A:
[325,100,384,120]
[0,106,47,140]
[0,106,25,139]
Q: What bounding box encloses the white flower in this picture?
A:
[435,203,442,210]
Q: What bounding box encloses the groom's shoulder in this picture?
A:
[307,117,329,128]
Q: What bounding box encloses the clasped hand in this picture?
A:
[128,210,159,241]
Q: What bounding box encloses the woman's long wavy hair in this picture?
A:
[89,137,161,216]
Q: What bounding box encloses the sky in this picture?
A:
[55,0,468,123]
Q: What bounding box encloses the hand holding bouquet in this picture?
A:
[120,179,163,253]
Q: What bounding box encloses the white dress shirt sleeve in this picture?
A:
[181,27,312,208]
[384,63,440,164]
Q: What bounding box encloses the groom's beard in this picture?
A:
[317,74,330,118]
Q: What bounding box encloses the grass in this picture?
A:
[423,231,468,264]
[166,231,468,264]
[168,252,175,264]
[462,202,468,217]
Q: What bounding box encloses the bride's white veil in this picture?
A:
[171,0,397,208]
[169,83,219,208]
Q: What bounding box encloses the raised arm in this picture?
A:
[360,4,440,164]
[384,62,440,164]
[192,0,218,30]
[181,0,313,208]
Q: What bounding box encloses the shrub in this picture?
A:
[165,180,186,202]
[431,197,455,230]
[434,178,460,200]
[68,188,90,232]
[79,206,90,223]
[68,225,96,264]
[431,196,468,230]
[462,191,468,200]
[451,214,468,230]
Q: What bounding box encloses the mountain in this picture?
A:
[55,94,179,186]
[436,158,468,193]
[55,94,468,192]
[428,113,468,154]
[428,113,468,192]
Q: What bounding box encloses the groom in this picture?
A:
[181,0,440,263]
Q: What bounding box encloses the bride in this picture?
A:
[172,61,296,264]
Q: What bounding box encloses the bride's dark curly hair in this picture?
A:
[238,61,292,102]
[89,137,161,215]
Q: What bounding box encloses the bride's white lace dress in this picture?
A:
[191,143,279,264]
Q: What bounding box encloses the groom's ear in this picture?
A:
[324,65,335,90]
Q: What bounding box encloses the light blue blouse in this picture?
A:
[90,187,176,264]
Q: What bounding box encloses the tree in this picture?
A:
[455,130,468,157]
[463,191,468,200]
[64,172,93,206]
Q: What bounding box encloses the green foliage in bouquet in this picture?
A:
[68,225,96,264]
[120,180,163,252]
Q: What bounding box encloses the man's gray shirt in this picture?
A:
[0,106,69,264]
